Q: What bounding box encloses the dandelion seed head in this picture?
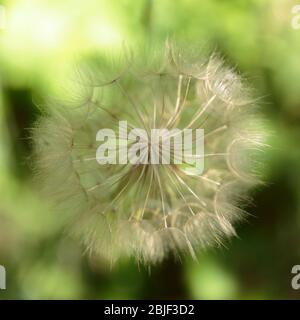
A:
[32,41,267,265]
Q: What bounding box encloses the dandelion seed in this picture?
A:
[32,41,267,265]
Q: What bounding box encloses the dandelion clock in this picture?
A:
[32,42,267,265]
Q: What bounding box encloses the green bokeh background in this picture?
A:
[0,0,300,299]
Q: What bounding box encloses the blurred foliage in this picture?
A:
[0,0,300,299]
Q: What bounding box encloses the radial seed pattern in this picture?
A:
[32,43,266,264]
